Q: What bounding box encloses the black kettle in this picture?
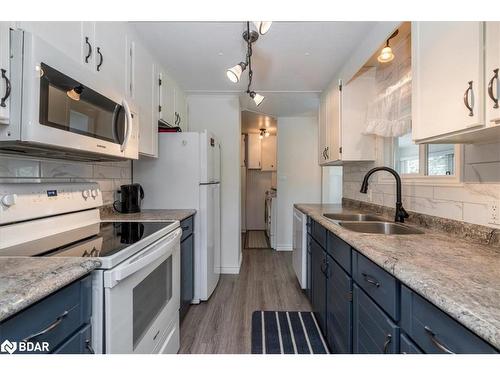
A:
[113,183,144,213]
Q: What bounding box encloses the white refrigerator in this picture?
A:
[134,130,221,302]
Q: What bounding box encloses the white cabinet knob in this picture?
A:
[82,190,90,199]
[1,194,17,207]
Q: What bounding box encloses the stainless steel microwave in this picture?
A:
[0,29,138,161]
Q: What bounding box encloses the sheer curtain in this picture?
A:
[364,32,412,138]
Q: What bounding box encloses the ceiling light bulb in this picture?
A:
[226,62,247,83]
[67,85,83,101]
[249,91,265,107]
[253,21,272,35]
[378,45,394,63]
[259,133,263,139]
[264,131,270,137]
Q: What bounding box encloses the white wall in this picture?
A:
[187,95,242,273]
[276,116,322,250]
[246,170,273,230]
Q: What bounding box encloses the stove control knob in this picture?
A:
[91,189,98,198]
[82,190,90,199]
[1,194,17,207]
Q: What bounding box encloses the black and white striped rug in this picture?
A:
[251,311,329,354]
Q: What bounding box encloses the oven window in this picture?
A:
[39,63,125,144]
[132,256,172,348]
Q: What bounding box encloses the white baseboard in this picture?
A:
[220,265,241,274]
[276,245,293,251]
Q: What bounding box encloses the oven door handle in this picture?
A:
[120,99,133,152]
[104,228,181,288]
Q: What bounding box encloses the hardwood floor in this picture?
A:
[179,243,311,354]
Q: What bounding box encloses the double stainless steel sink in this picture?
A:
[323,213,424,235]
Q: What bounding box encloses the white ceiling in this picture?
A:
[131,21,379,116]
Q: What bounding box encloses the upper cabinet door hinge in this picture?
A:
[158,105,162,113]
[339,147,342,154]
[338,83,343,91]
[158,78,162,86]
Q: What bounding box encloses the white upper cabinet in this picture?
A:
[318,75,374,166]
[318,82,342,165]
[261,135,277,171]
[93,22,127,100]
[485,22,500,124]
[128,38,157,158]
[412,22,485,142]
[158,69,176,126]
[247,133,261,169]
[0,22,12,125]
[174,82,187,131]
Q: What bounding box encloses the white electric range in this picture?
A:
[0,182,181,354]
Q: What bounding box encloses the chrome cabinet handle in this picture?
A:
[320,259,329,275]
[383,333,392,354]
[362,272,380,288]
[97,47,103,71]
[84,37,92,63]
[1,68,11,108]
[22,310,69,342]
[85,340,95,354]
[487,68,499,109]
[463,81,474,117]
[424,326,455,354]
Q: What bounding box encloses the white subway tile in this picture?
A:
[434,184,500,204]
[40,161,93,179]
[0,157,40,178]
[463,202,499,228]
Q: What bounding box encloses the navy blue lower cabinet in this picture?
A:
[180,231,194,321]
[400,285,497,354]
[310,238,327,335]
[353,284,399,354]
[0,275,92,354]
[326,257,352,354]
[400,333,423,354]
[306,233,313,302]
[53,324,93,354]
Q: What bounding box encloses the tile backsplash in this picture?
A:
[343,161,500,229]
[0,155,132,205]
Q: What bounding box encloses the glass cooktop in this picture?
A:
[0,221,175,258]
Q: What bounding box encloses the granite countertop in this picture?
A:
[295,203,500,350]
[0,257,101,322]
[100,208,196,222]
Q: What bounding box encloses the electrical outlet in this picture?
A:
[488,201,500,225]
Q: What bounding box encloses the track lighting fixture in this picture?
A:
[66,85,83,101]
[253,21,272,35]
[249,91,265,107]
[226,62,247,83]
[225,21,271,106]
[378,29,398,63]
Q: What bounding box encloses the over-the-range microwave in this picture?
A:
[0,29,138,161]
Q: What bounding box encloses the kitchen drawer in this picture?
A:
[352,251,400,321]
[311,220,327,249]
[353,285,399,354]
[401,285,497,354]
[0,275,92,353]
[53,324,92,354]
[327,232,352,274]
[400,333,423,354]
[180,215,194,242]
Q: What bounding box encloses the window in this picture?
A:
[389,134,457,178]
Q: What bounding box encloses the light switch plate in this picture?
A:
[488,201,500,225]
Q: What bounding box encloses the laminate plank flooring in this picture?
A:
[179,238,311,354]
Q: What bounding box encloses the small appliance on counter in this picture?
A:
[113,183,144,213]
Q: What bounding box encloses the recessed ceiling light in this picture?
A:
[304,52,310,56]
[218,52,224,56]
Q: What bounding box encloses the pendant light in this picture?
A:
[225,21,271,107]
[377,29,399,64]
